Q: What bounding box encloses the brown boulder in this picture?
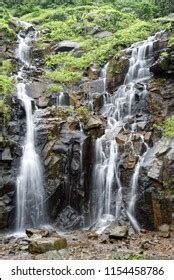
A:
[28,237,67,254]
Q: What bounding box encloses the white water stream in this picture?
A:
[92,32,163,233]
[16,25,44,233]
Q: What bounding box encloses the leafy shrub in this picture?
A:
[0,75,13,95]
[163,117,174,137]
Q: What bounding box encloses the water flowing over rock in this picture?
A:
[0,14,173,239]
[90,32,166,233]
[15,24,45,232]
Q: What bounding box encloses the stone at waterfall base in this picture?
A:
[109,225,128,239]
[158,224,170,238]
[35,249,69,260]
[28,237,67,254]
[26,228,49,238]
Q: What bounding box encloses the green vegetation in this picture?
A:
[0,100,10,122]
[46,69,83,84]
[154,117,174,137]
[0,75,13,122]
[161,51,169,58]
[163,117,174,137]
[128,252,145,260]
[0,59,13,75]
[1,0,173,19]
[0,75,13,95]
[168,34,174,46]
[0,18,15,38]
[20,4,160,85]
[1,1,169,86]
[48,84,64,92]
[50,105,92,121]
[0,9,15,39]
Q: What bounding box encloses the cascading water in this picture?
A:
[56,92,69,106]
[127,135,149,232]
[16,24,45,232]
[91,33,163,232]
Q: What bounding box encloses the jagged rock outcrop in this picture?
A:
[136,138,174,230]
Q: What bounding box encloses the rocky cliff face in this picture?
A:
[0,21,174,232]
[105,30,174,230]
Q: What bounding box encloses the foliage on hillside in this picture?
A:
[20,5,160,85]
[0,9,15,39]
[1,0,174,18]
[163,117,174,137]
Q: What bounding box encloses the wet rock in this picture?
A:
[85,63,101,80]
[154,138,172,157]
[85,116,103,130]
[37,96,49,108]
[54,41,80,52]
[122,142,138,169]
[42,140,56,160]
[1,148,12,162]
[144,132,152,143]
[26,228,49,238]
[29,81,48,105]
[80,79,105,94]
[150,56,169,75]
[92,93,104,112]
[52,143,68,154]
[116,134,128,145]
[0,204,13,229]
[28,236,67,254]
[107,54,129,93]
[136,185,172,230]
[147,158,163,182]
[109,225,128,239]
[32,46,47,62]
[55,206,83,230]
[153,37,168,53]
[67,117,79,130]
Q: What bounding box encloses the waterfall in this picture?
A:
[16,24,45,232]
[56,92,69,106]
[91,33,162,233]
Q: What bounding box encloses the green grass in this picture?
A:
[46,69,83,84]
